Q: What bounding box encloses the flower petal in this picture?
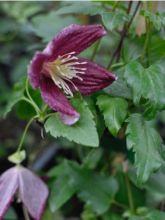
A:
[0,167,18,218]
[43,24,106,60]
[18,166,48,220]
[72,58,117,95]
[28,52,48,88]
[40,77,80,125]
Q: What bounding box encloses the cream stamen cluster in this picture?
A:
[43,52,87,97]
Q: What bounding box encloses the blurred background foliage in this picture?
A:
[0,1,165,220]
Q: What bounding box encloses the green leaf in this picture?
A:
[81,207,97,220]
[65,161,118,214]
[55,2,105,16]
[125,61,165,118]
[31,12,78,42]
[1,2,41,23]
[102,11,129,31]
[4,208,17,220]
[104,73,132,100]
[149,37,165,64]
[103,212,123,220]
[126,113,164,183]
[97,95,128,136]
[3,77,26,118]
[146,210,165,220]
[49,175,76,212]
[123,39,142,63]
[45,98,99,147]
[141,10,165,31]
[48,160,118,214]
[82,148,103,169]
[142,167,165,203]
[129,209,165,220]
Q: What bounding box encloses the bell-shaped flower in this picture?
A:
[0,165,48,220]
[28,24,116,125]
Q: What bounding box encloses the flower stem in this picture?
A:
[141,18,151,66]
[17,116,37,152]
[107,1,141,69]
[125,174,135,214]
[43,112,57,121]
[22,204,31,220]
[90,39,101,61]
[25,78,41,114]
[21,97,40,115]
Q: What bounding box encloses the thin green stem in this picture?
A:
[42,104,48,113]
[25,78,41,113]
[90,40,101,61]
[21,97,40,115]
[22,204,31,220]
[141,18,151,66]
[125,174,135,214]
[43,112,57,120]
[112,200,128,210]
[17,116,37,152]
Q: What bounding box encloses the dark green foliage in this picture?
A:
[1,1,165,220]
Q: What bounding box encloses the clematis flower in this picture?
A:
[28,24,116,125]
[0,166,48,220]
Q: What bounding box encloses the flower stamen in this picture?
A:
[42,52,87,97]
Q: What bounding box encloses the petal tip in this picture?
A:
[60,112,80,125]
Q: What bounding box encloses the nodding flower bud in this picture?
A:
[0,166,48,220]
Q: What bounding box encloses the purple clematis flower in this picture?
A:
[28,24,116,125]
[0,166,48,220]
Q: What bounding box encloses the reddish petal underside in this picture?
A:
[43,24,106,60]
[28,52,48,88]
[40,77,80,125]
[0,167,18,219]
[71,58,117,95]
[18,166,48,220]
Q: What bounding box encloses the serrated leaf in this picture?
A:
[65,161,118,214]
[149,37,165,64]
[49,175,76,212]
[45,98,99,147]
[48,160,118,214]
[97,95,128,136]
[104,75,132,100]
[123,39,142,63]
[141,10,165,31]
[3,77,26,118]
[126,113,163,183]
[102,11,129,30]
[125,61,165,118]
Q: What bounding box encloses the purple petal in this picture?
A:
[0,167,18,218]
[72,58,117,95]
[43,24,106,60]
[40,77,80,125]
[28,52,48,88]
[18,166,48,220]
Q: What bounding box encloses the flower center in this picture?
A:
[42,52,87,97]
